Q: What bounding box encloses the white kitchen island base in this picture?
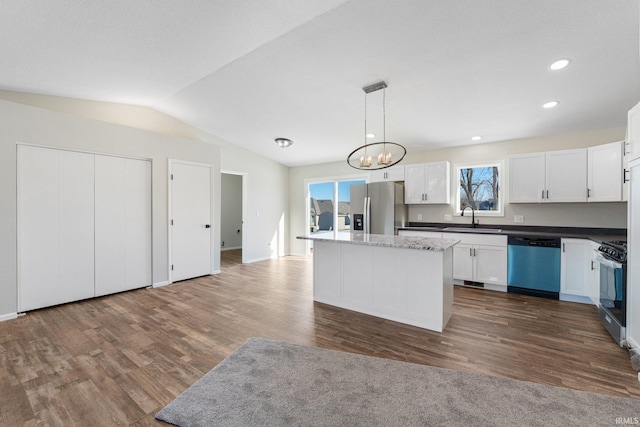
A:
[306,235,456,332]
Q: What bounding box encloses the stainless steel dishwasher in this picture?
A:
[507,235,561,299]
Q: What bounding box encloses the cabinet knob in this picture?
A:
[205,224,211,228]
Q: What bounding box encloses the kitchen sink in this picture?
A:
[443,227,502,233]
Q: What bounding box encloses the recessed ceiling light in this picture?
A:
[275,137,293,148]
[543,101,559,109]
[550,59,571,70]
[366,133,376,138]
[471,136,482,141]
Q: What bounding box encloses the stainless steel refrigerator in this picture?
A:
[350,181,407,235]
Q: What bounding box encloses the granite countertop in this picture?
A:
[400,223,626,244]
[297,233,459,251]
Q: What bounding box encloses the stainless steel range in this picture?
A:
[595,240,627,346]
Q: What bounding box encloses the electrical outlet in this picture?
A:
[514,215,524,223]
[417,214,423,220]
[444,214,452,221]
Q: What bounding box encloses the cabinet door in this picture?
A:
[370,166,404,182]
[509,153,545,203]
[546,149,587,202]
[560,238,589,298]
[404,164,426,203]
[628,102,640,161]
[587,241,600,305]
[385,166,405,181]
[425,161,450,204]
[452,244,473,281]
[588,141,623,202]
[474,245,507,285]
[627,158,640,345]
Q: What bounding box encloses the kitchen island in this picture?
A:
[297,233,459,332]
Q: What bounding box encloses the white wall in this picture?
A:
[221,173,243,250]
[0,90,290,264]
[0,99,220,319]
[288,127,627,256]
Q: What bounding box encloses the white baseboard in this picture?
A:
[153,281,171,288]
[245,256,273,264]
[288,252,308,257]
[0,312,18,322]
[559,294,593,305]
[221,246,242,251]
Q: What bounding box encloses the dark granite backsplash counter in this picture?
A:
[403,222,627,243]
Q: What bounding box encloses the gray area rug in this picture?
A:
[156,337,639,426]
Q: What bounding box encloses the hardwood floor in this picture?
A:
[1,249,638,425]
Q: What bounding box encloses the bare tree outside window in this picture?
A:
[458,165,500,212]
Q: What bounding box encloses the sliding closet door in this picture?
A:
[58,151,96,302]
[95,156,151,296]
[18,146,95,312]
[124,158,152,290]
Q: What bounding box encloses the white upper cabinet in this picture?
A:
[509,152,546,203]
[546,149,587,202]
[369,165,405,182]
[628,101,640,161]
[404,161,450,204]
[587,141,623,202]
[509,149,587,203]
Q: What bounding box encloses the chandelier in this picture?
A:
[347,81,406,170]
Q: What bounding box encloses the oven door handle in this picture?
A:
[594,252,623,269]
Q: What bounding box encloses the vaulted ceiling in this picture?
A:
[2,1,638,167]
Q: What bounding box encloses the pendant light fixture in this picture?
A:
[347,81,406,170]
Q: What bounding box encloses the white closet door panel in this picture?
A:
[58,151,95,303]
[95,155,127,296]
[124,158,152,290]
[18,146,61,311]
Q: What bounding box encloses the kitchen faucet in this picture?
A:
[461,205,476,228]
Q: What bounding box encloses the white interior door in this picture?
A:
[171,161,212,282]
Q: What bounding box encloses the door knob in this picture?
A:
[205,224,211,228]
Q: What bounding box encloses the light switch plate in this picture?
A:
[514,215,524,223]
[444,214,452,221]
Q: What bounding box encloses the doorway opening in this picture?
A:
[221,170,246,266]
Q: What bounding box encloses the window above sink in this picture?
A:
[455,161,505,217]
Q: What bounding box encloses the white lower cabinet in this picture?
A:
[560,238,593,304]
[18,145,152,312]
[587,241,600,306]
[448,233,507,291]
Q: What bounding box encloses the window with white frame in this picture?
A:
[455,162,503,216]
